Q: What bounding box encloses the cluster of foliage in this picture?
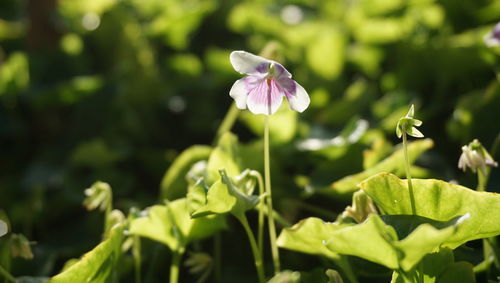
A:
[0,0,499,282]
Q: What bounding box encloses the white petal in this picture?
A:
[247,80,283,115]
[286,82,310,113]
[229,78,249,110]
[230,51,271,75]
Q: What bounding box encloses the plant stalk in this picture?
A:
[170,250,182,283]
[250,171,266,258]
[0,265,15,283]
[402,132,417,215]
[133,236,142,283]
[237,214,266,283]
[264,116,281,274]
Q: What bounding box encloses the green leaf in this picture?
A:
[325,214,461,271]
[186,178,209,215]
[325,214,399,269]
[191,180,236,217]
[329,139,433,195]
[392,251,475,283]
[129,198,225,251]
[277,217,349,260]
[160,145,212,200]
[360,173,500,248]
[192,170,259,218]
[48,225,125,283]
[206,132,242,185]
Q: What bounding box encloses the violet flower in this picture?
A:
[229,51,310,115]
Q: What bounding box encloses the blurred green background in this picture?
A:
[0,0,499,281]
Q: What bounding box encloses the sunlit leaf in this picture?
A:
[325,214,461,271]
[129,198,225,250]
[160,145,212,200]
[206,133,241,184]
[192,170,259,218]
[186,178,209,215]
[329,139,433,195]
[277,217,348,260]
[391,248,474,283]
[48,225,125,283]
[360,173,500,248]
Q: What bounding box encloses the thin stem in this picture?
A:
[133,236,142,283]
[249,171,265,258]
[104,192,112,238]
[402,132,417,215]
[477,170,487,192]
[237,215,266,283]
[0,265,15,283]
[264,116,281,274]
[214,103,240,145]
[170,250,182,283]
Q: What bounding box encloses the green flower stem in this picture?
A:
[169,249,183,283]
[0,264,15,283]
[402,132,417,216]
[249,171,265,257]
[402,132,423,283]
[237,214,266,283]
[264,116,281,274]
[104,193,112,238]
[214,103,240,145]
[477,170,487,192]
[133,236,142,283]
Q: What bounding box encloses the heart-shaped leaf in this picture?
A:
[129,198,225,251]
[360,173,500,248]
[325,214,461,271]
[48,224,125,283]
[206,133,242,185]
[277,217,350,260]
[191,169,259,218]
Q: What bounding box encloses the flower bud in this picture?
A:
[458,139,498,175]
[396,105,424,139]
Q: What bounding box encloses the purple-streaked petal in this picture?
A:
[272,62,292,79]
[284,81,310,113]
[230,51,271,75]
[247,79,283,115]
